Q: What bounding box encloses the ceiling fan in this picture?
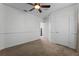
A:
[24,3,50,13]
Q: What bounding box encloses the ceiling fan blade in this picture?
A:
[41,5,50,8]
[29,8,35,11]
[38,9,42,13]
[27,3,34,5]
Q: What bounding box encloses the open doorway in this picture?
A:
[40,22,44,36]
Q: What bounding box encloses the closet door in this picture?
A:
[77,7,79,50]
[51,7,77,49]
[51,14,57,43]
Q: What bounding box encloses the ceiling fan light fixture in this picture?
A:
[34,5,40,9]
[27,3,51,13]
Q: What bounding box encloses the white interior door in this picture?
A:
[51,6,77,49]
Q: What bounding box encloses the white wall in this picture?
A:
[0,4,6,50]
[0,4,42,50]
[48,5,77,49]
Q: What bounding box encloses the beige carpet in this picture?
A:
[0,37,79,56]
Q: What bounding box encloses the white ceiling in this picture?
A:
[3,3,74,19]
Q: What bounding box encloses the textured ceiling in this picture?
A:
[3,3,73,19]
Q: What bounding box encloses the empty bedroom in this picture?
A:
[0,3,79,56]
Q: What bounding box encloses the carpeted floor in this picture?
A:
[0,37,79,56]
